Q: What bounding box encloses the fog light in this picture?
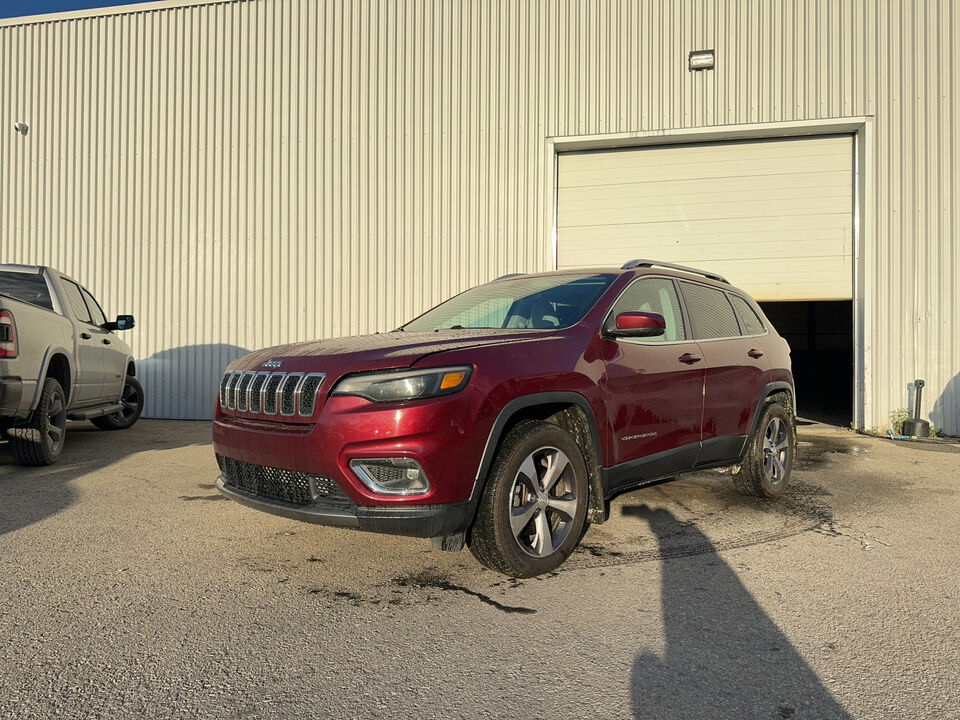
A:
[350,458,429,495]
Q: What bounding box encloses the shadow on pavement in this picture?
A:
[625,505,851,720]
[0,420,209,538]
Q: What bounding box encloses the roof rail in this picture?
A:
[493,273,525,281]
[620,259,729,284]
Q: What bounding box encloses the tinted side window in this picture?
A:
[0,271,54,311]
[609,277,685,342]
[679,281,740,340]
[61,280,92,324]
[728,294,765,336]
[81,287,108,326]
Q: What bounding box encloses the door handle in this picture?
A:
[678,353,702,365]
[102,338,111,345]
[747,348,764,359]
[80,332,92,340]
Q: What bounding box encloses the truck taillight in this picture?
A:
[0,310,17,358]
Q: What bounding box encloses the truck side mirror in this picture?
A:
[105,315,135,331]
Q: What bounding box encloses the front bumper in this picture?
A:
[215,474,474,537]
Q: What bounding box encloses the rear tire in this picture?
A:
[732,401,796,498]
[7,378,67,466]
[92,376,143,430]
[469,421,589,577]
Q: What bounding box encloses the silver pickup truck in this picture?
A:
[0,265,143,465]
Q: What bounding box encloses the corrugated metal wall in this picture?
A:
[1,0,958,433]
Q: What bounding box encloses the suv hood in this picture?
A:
[228,330,550,379]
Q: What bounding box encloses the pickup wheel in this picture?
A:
[732,401,796,498]
[7,377,67,466]
[91,376,144,431]
[468,421,589,578]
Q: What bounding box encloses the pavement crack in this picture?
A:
[815,522,890,550]
[392,571,536,614]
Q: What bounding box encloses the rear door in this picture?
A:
[58,279,103,404]
[600,276,704,478]
[678,281,771,463]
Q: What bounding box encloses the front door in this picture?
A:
[600,277,704,486]
[80,286,128,402]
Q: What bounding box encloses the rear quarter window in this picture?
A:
[679,281,741,340]
[0,271,54,311]
[728,293,766,336]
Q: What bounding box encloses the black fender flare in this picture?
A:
[451,391,610,531]
[744,382,796,447]
[474,391,605,483]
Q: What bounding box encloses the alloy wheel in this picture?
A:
[114,381,141,422]
[509,446,579,558]
[46,389,67,453]
[762,416,790,484]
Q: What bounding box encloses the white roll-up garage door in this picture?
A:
[557,135,853,301]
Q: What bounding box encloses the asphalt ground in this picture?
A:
[1,420,958,719]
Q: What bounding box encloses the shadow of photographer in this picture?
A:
[625,505,851,720]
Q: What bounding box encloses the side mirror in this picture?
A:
[608,311,666,338]
[104,314,135,331]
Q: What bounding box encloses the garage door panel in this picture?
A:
[560,213,853,240]
[560,147,850,188]
[560,202,850,228]
[560,170,850,201]
[557,136,853,301]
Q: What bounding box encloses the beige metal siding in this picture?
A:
[558,136,853,301]
[1,0,958,433]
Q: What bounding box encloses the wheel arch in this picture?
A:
[473,392,607,525]
[745,382,796,444]
[33,347,73,410]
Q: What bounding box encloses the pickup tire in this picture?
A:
[468,421,589,577]
[92,376,144,430]
[8,377,67,466]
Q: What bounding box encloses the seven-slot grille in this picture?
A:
[218,456,351,508]
[219,370,325,418]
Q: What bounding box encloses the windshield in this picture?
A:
[402,273,616,332]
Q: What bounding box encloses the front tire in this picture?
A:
[92,376,144,430]
[469,421,589,577]
[732,400,796,498]
[7,377,67,466]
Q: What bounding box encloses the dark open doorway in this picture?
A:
[759,301,853,427]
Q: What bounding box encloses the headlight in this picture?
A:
[331,366,472,402]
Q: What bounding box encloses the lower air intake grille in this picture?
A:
[219,456,351,509]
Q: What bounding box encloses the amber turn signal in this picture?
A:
[440,371,467,390]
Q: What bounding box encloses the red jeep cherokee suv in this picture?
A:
[213,260,796,577]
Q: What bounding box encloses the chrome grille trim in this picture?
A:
[262,372,284,415]
[219,373,232,408]
[248,372,269,413]
[224,371,241,409]
[279,373,304,416]
[235,372,254,411]
[219,369,325,418]
[296,373,326,417]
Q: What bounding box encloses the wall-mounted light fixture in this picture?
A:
[688,49,715,71]
[14,122,28,136]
